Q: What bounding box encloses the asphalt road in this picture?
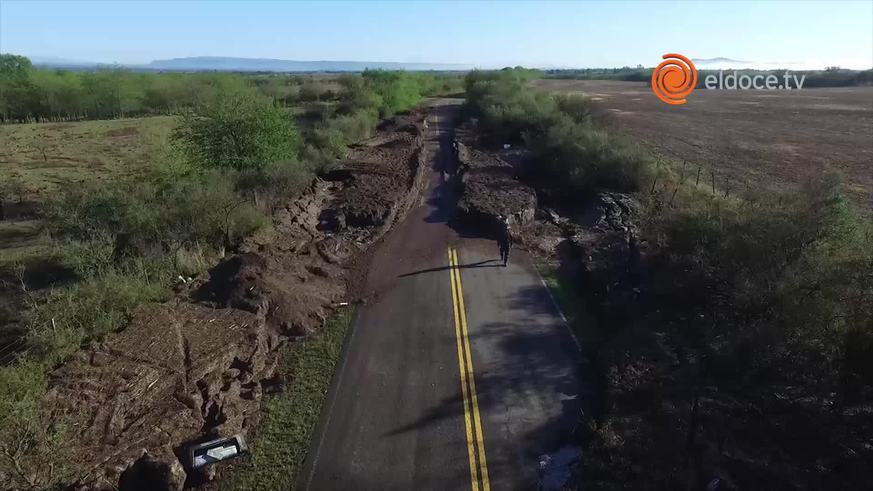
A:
[299,101,584,491]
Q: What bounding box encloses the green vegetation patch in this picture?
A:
[0,116,176,195]
[222,308,353,491]
[464,68,653,200]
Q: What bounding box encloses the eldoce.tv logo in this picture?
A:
[704,71,806,90]
[652,53,808,104]
[651,53,697,105]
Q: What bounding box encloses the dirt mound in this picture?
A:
[195,253,269,312]
[455,141,537,231]
[192,248,342,338]
[322,114,426,238]
[45,302,264,488]
[539,192,643,324]
[375,113,421,135]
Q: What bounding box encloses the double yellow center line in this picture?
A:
[447,247,490,491]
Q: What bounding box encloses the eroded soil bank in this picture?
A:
[44,111,431,491]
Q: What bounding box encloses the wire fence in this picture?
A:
[0,337,29,365]
[648,158,751,210]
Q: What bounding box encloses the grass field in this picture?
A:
[0,116,177,197]
[0,116,178,341]
[0,116,177,261]
[534,80,873,210]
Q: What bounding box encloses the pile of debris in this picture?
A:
[455,142,537,230]
[320,122,427,243]
[543,191,643,322]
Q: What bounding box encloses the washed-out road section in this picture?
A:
[299,101,583,491]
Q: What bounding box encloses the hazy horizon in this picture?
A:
[1,0,872,70]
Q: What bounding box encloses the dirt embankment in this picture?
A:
[324,115,427,242]
[43,112,430,491]
[453,128,537,232]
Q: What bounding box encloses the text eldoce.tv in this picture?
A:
[705,71,806,90]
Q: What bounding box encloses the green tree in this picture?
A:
[0,54,36,121]
[362,69,423,117]
[174,84,301,170]
[29,69,85,119]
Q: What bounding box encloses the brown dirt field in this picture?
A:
[534,80,873,210]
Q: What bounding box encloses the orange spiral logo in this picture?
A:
[651,53,697,105]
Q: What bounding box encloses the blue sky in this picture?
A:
[1,0,871,69]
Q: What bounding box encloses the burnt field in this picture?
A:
[535,79,873,210]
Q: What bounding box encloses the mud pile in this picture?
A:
[43,114,428,490]
[45,303,264,488]
[455,142,537,230]
[339,144,414,228]
[323,122,425,240]
[543,192,642,320]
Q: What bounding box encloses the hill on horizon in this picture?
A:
[26,55,474,72]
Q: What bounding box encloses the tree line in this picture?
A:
[545,66,873,87]
[0,54,461,123]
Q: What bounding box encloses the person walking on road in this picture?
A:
[497,215,512,266]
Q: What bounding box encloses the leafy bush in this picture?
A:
[0,54,288,122]
[0,54,463,123]
[464,67,652,198]
[554,93,596,124]
[335,70,440,119]
[45,172,272,263]
[646,172,873,398]
[361,70,423,117]
[330,108,379,142]
[174,84,300,170]
[574,174,873,488]
[234,160,314,211]
[297,82,324,102]
[527,117,653,193]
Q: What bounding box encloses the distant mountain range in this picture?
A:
[25,55,857,73]
[28,55,474,72]
[692,57,751,65]
[146,56,473,72]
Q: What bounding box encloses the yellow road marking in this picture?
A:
[448,248,491,491]
[448,248,480,491]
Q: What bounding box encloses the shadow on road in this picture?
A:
[380,282,586,489]
[397,259,502,278]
